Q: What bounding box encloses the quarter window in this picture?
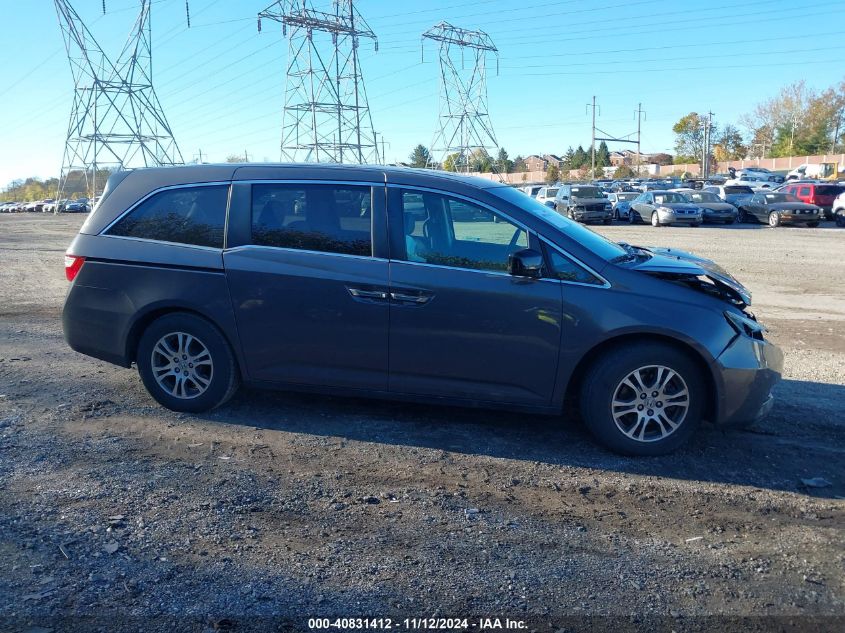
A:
[250,184,372,257]
[107,185,229,248]
[400,190,527,272]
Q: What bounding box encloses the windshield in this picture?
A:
[489,186,626,262]
[688,192,720,203]
[570,186,602,198]
[725,186,753,194]
[764,193,799,203]
[543,188,559,197]
[653,192,688,204]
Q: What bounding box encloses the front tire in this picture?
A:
[579,343,704,456]
[651,211,660,227]
[137,313,240,413]
[737,208,748,223]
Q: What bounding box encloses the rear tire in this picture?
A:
[579,343,704,456]
[768,211,781,228]
[806,221,819,228]
[137,313,240,413]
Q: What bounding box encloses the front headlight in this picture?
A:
[604,203,612,210]
[725,310,767,340]
[657,206,673,213]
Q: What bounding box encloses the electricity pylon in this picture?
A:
[54,0,184,201]
[422,22,499,172]
[258,0,380,164]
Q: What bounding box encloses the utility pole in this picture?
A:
[587,96,598,178]
[702,111,714,178]
[789,112,799,154]
[831,110,841,154]
[635,103,646,176]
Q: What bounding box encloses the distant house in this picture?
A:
[609,149,657,167]
[524,155,547,172]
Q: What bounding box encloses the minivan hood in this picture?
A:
[629,246,752,307]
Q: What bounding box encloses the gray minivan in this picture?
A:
[62,164,782,455]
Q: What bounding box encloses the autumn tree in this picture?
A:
[545,164,560,184]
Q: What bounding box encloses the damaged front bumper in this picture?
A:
[715,332,783,427]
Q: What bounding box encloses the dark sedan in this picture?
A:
[736,192,822,227]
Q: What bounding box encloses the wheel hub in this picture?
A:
[611,365,690,443]
[151,332,214,400]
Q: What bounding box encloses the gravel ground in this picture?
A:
[0,214,843,633]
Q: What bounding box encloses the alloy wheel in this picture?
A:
[610,365,690,442]
[151,331,214,399]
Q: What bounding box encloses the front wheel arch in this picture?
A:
[564,333,718,425]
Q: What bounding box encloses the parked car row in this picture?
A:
[0,198,93,213]
[517,180,835,229]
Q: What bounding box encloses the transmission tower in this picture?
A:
[258,0,380,164]
[54,0,184,201]
[422,22,499,172]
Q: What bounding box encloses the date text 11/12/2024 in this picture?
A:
[308,617,528,630]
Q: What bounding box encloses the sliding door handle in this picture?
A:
[347,287,389,300]
[390,291,432,305]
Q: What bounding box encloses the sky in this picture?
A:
[1,0,844,188]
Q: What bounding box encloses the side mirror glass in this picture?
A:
[508,248,543,279]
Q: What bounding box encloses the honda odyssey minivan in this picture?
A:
[62,164,782,455]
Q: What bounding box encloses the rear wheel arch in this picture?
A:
[564,333,718,424]
[125,306,240,376]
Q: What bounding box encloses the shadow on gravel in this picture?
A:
[199,379,845,499]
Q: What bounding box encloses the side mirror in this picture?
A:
[508,248,544,279]
[544,200,555,208]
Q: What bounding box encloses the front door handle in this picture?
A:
[390,291,432,305]
[347,287,389,300]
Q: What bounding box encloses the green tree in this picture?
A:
[496,147,514,173]
[512,155,527,172]
[562,146,575,170]
[572,145,588,169]
[442,152,462,172]
[713,124,747,162]
[673,112,707,164]
[613,164,635,179]
[545,164,560,184]
[596,141,611,167]
[408,144,430,168]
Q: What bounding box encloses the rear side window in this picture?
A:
[798,186,811,197]
[251,184,372,257]
[107,185,229,248]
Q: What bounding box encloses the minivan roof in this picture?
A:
[118,163,508,190]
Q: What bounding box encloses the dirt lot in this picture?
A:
[1,214,843,632]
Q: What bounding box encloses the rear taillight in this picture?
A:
[65,255,85,282]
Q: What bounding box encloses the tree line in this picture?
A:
[1,169,112,202]
[672,78,845,168]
